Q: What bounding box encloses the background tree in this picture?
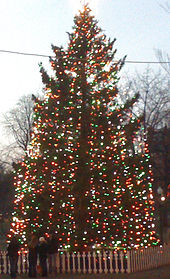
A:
[155,49,170,76]
[1,94,42,169]
[2,94,34,152]
[156,2,170,75]
[11,4,159,250]
[160,1,170,13]
[0,166,14,249]
[0,166,14,214]
[119,67,170,132]
[148,126,170,243]
[119,67,170,243]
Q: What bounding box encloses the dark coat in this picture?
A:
[28,246,38,262]
[7,239,20,257]
[47,237,58,254]
[37,242,48,260]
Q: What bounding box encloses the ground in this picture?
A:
[0,265,170,279]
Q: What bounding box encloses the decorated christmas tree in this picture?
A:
[10,4,159,250]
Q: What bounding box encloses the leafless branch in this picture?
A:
[159,1,170,13]
[155,49,170,75]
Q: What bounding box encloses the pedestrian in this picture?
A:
[7,236,20,279]
[28,234,38,277]
[47,232,59,275]
[37,236,48,277]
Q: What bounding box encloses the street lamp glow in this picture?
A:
[160,196,166,202]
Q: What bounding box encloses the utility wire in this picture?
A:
[0,49,50,58]
[0,49,170,64]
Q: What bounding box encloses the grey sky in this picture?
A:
[0,0,169,142]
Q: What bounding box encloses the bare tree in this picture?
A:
[119,67,170,132]
[155,49,170,76]
[2,94,34,152]
[156,2,170,75]
[159,1,170,13]
[0,142,23,170]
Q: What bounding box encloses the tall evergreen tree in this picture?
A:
[10,4,159,250]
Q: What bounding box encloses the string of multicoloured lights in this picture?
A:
[10,4,159,250]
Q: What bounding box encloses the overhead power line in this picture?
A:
[0,49,170,64]
[0,49,50,58]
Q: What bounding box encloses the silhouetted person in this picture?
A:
[47,232,59,275]
[28,234,38,277]
[37,237,48,277]
[7,236,20,279]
